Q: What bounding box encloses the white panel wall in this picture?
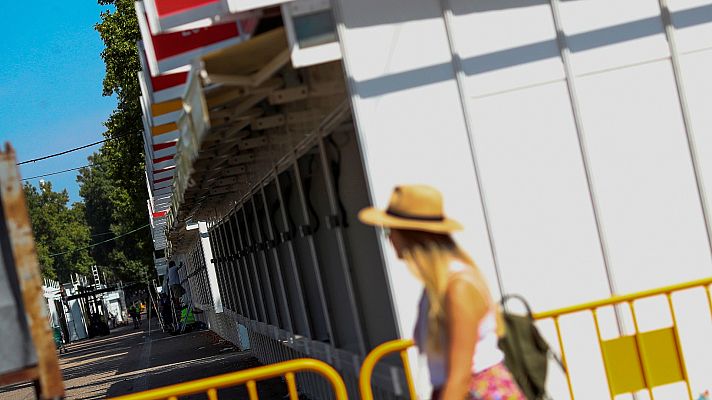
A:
[670,0,712,394]
[333,0,500,396]
[454,0,564,97]
[672,0,712,250]
[451,0,712,398]
[338,0,712,398]
[449,2,612,398]
[468,82,612,310]
[574,61,710,291]
[559,0,670,74]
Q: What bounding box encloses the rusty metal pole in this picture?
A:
[0,143,64,399]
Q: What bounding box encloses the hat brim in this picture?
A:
[358,207,463,234]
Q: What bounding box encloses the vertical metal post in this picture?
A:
[438,0,506,298]
[665,294,693,400]
[238,203,269,322]
[238,207,269,322]
[212,224,230,310]
[228,212,258,320]
[196,244,207,306]
[260,182,294,332]
[248,195,280,326]
[592,309,614,400]
[316,134,366,355]
[546,0,625,331]
[221,213,245,317]
[292,157,335,344]
[208,226,228,310]
[216,223,238,313]
[628,301,654,399]
[198,221,224,313]
[553,317,575,399]
[181,257,194,307]
[656,0,712,267]
[274,168,313,338]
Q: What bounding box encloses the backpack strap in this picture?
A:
[500,294,534,319]
[500,294,567,374]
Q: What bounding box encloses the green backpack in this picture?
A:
[497,295,565,400]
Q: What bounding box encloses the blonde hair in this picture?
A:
[395,229,493,353]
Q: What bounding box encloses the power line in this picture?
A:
[22,164,95,181]
[16,133,135,166]
[90,230,118,238]
[48,224,150,258]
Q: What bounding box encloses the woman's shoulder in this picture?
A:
[446,260,491,304]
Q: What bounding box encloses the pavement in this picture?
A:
[0,315,288,399]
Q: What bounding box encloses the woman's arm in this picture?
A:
[440,274,489,400]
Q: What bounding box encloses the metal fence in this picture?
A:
[534,276,712,399]
[109,358,348,400]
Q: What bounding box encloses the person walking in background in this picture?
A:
[360,185,524,400]
[129,302,141,329]
[159,293,174,333]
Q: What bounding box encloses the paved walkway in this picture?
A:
[0,316,287,399]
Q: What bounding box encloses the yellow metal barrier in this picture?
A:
[359,339,417,400]
[534,276,712,400]
[109,358,348,400]
[360,277,712,400]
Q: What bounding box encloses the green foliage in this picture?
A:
[77,153,116,268]
[72,0,153,283]
[24,182,93,281]
[96,0,142,102]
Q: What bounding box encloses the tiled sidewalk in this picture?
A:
[0,317,287,399]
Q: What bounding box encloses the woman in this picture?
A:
[359,185,524,400]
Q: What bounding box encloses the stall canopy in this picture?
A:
[167,26,349,250]
[136,1,259,77]
[135,1,350,255]
[136,0,259,256]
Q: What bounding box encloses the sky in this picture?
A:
[0,2,117,203]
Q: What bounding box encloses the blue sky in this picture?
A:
[0,2,116,203]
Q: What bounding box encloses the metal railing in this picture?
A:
[112,277,712,400]
[534,276,712,400]
[359,339,416,400]
[358,277,712,400]
[109,358,348,400]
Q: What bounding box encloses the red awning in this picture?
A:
[136,1,258,76]
[144,0,289,34]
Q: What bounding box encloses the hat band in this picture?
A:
[386,208,444,222]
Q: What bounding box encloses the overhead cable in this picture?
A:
[21,164,96,181]
[48,223,150,257]
[16,133,136,165]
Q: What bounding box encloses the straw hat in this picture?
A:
[359,185,463,233]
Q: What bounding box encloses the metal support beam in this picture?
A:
[198,221,223,313]
[292,156,335,344]
[316,133,366,356]
[274,169,313,338]
[259,183,294,332]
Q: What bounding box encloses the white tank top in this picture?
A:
[413,262,504,387]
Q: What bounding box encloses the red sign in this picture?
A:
[154,0,219,16]
[138,42,188,103]
[144,0,287,34]
[136,1,256,76]
[153,210,168,218]
[151,71,189,92]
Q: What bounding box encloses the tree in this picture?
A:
[24,182,93,281]
[77,153,116,269]
[73,0,154,283]
[77,153,152,283]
